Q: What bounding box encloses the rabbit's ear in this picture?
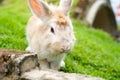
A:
[28,0,51,21]
[59,0,72,15]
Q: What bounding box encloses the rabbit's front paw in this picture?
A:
[39,60,50,70]
[26,46,32,52]
[60,60,65,67]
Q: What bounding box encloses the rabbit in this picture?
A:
[26,0,76,70]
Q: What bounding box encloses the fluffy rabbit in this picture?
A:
[26,0,76,70]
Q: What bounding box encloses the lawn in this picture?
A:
[0,0,120,80]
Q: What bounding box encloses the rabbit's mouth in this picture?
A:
[60,48,71,53]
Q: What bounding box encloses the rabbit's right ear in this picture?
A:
[28,0,52,21]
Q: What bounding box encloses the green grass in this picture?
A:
[0,0,31,50]
[61,20,120,80]
[0,0,120,80]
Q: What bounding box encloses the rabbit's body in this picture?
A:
[26,0,75,70]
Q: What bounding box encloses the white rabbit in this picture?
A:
[26,0,76,70]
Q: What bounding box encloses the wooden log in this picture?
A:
[0,49,39,80]
[0,49,104,80]
[21,69,104,80]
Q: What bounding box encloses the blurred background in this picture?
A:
[110,0,120,24]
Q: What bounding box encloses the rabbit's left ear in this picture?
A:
[59,0,72,15]
[28,0,52,21]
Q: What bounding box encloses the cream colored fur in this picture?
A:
[26,0,75,70]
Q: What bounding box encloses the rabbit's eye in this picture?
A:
[51,27,55,34]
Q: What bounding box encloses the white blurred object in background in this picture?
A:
[110,0,120,24]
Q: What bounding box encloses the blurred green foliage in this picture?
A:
[0,0,3,3]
